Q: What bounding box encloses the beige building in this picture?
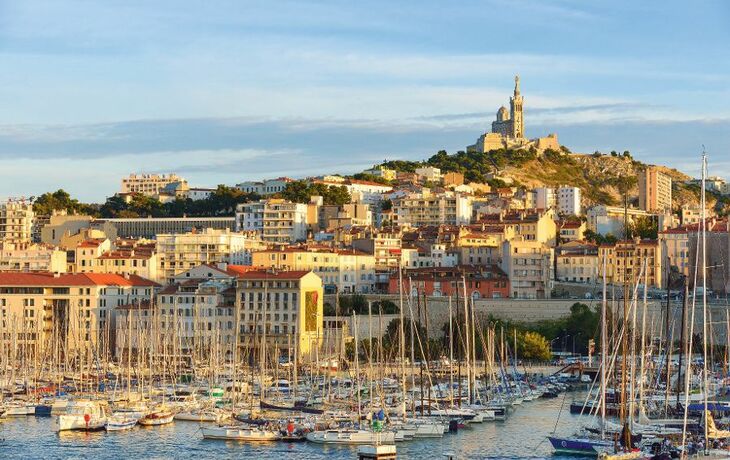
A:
[352,233,402,269]
[556,250,599,284]
[391,190,473,228]
[0,244,67,273]
[91,242,160,282]
[0,272,158,359]
[638,166,672,213]
[156,228,265,282]
[501,239,553,299]
[658,226,690,279]
[236,270,323,361]
[120,173,187,196]
[0,199,35,247]
[598,239,663,288]
[252,247,375,293]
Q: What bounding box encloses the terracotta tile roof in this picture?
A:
[77,238,107,248]
[0,272,159,287]
[236,270,312,280]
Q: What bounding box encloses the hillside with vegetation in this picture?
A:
[376,146,724,213]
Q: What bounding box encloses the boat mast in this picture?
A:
[701,150,709,454]
[600,253,607,440]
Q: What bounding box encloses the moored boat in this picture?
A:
[201,424,282,441]
[138,410,174,426]
[56,400,108,432]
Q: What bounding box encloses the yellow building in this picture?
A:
[236,270,323,362]
[252,247,375,293]
[598,239,663,288]
[638,166,672,213]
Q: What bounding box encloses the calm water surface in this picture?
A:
[0,394,592,459]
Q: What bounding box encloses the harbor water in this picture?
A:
[0,394,590,459]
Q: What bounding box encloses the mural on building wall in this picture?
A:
[305,291,318,332]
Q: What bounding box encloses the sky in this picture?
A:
[1,0,729,201]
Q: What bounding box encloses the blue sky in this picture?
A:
[1,0,729,201]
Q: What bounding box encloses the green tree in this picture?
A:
[33,189,96,216]
[519,331,552,361]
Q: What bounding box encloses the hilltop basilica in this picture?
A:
[467,75,560,154]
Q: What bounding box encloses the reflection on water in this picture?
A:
[0,394,593,459]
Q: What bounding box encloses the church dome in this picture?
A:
[496,106,509,122]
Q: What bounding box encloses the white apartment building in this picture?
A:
[391,190,473,228]
[0,200,35,246]
[235,177,293,196]
[557,186,581,216]
[501,239,553,299]
[156,228,264,282]
[120,173,187,196]
[235,199,308,244]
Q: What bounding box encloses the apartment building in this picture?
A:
[638,166,672,213]
[659,226,691,279]
[236,270,323,361]
[556,242,599,284]
[401,243,459,268]
[236,199,308,244]
[352,233,402,269]
[0,244,67,273]
[0,272,158,359]
[252,247,375,293]
[156,228,265,282]
[388,265,509,299]
[0,200,35,247]
[557,186,581,216]
[120,173,187,196]
[597,239,663,288]
[91,241,160,282]
[501,239,553,299]
[391,190,473,228]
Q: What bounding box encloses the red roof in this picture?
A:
[225,265,260,276]
[0,272,159,287]
[237,270,312,280]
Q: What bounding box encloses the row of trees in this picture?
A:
[33,180,353,219]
